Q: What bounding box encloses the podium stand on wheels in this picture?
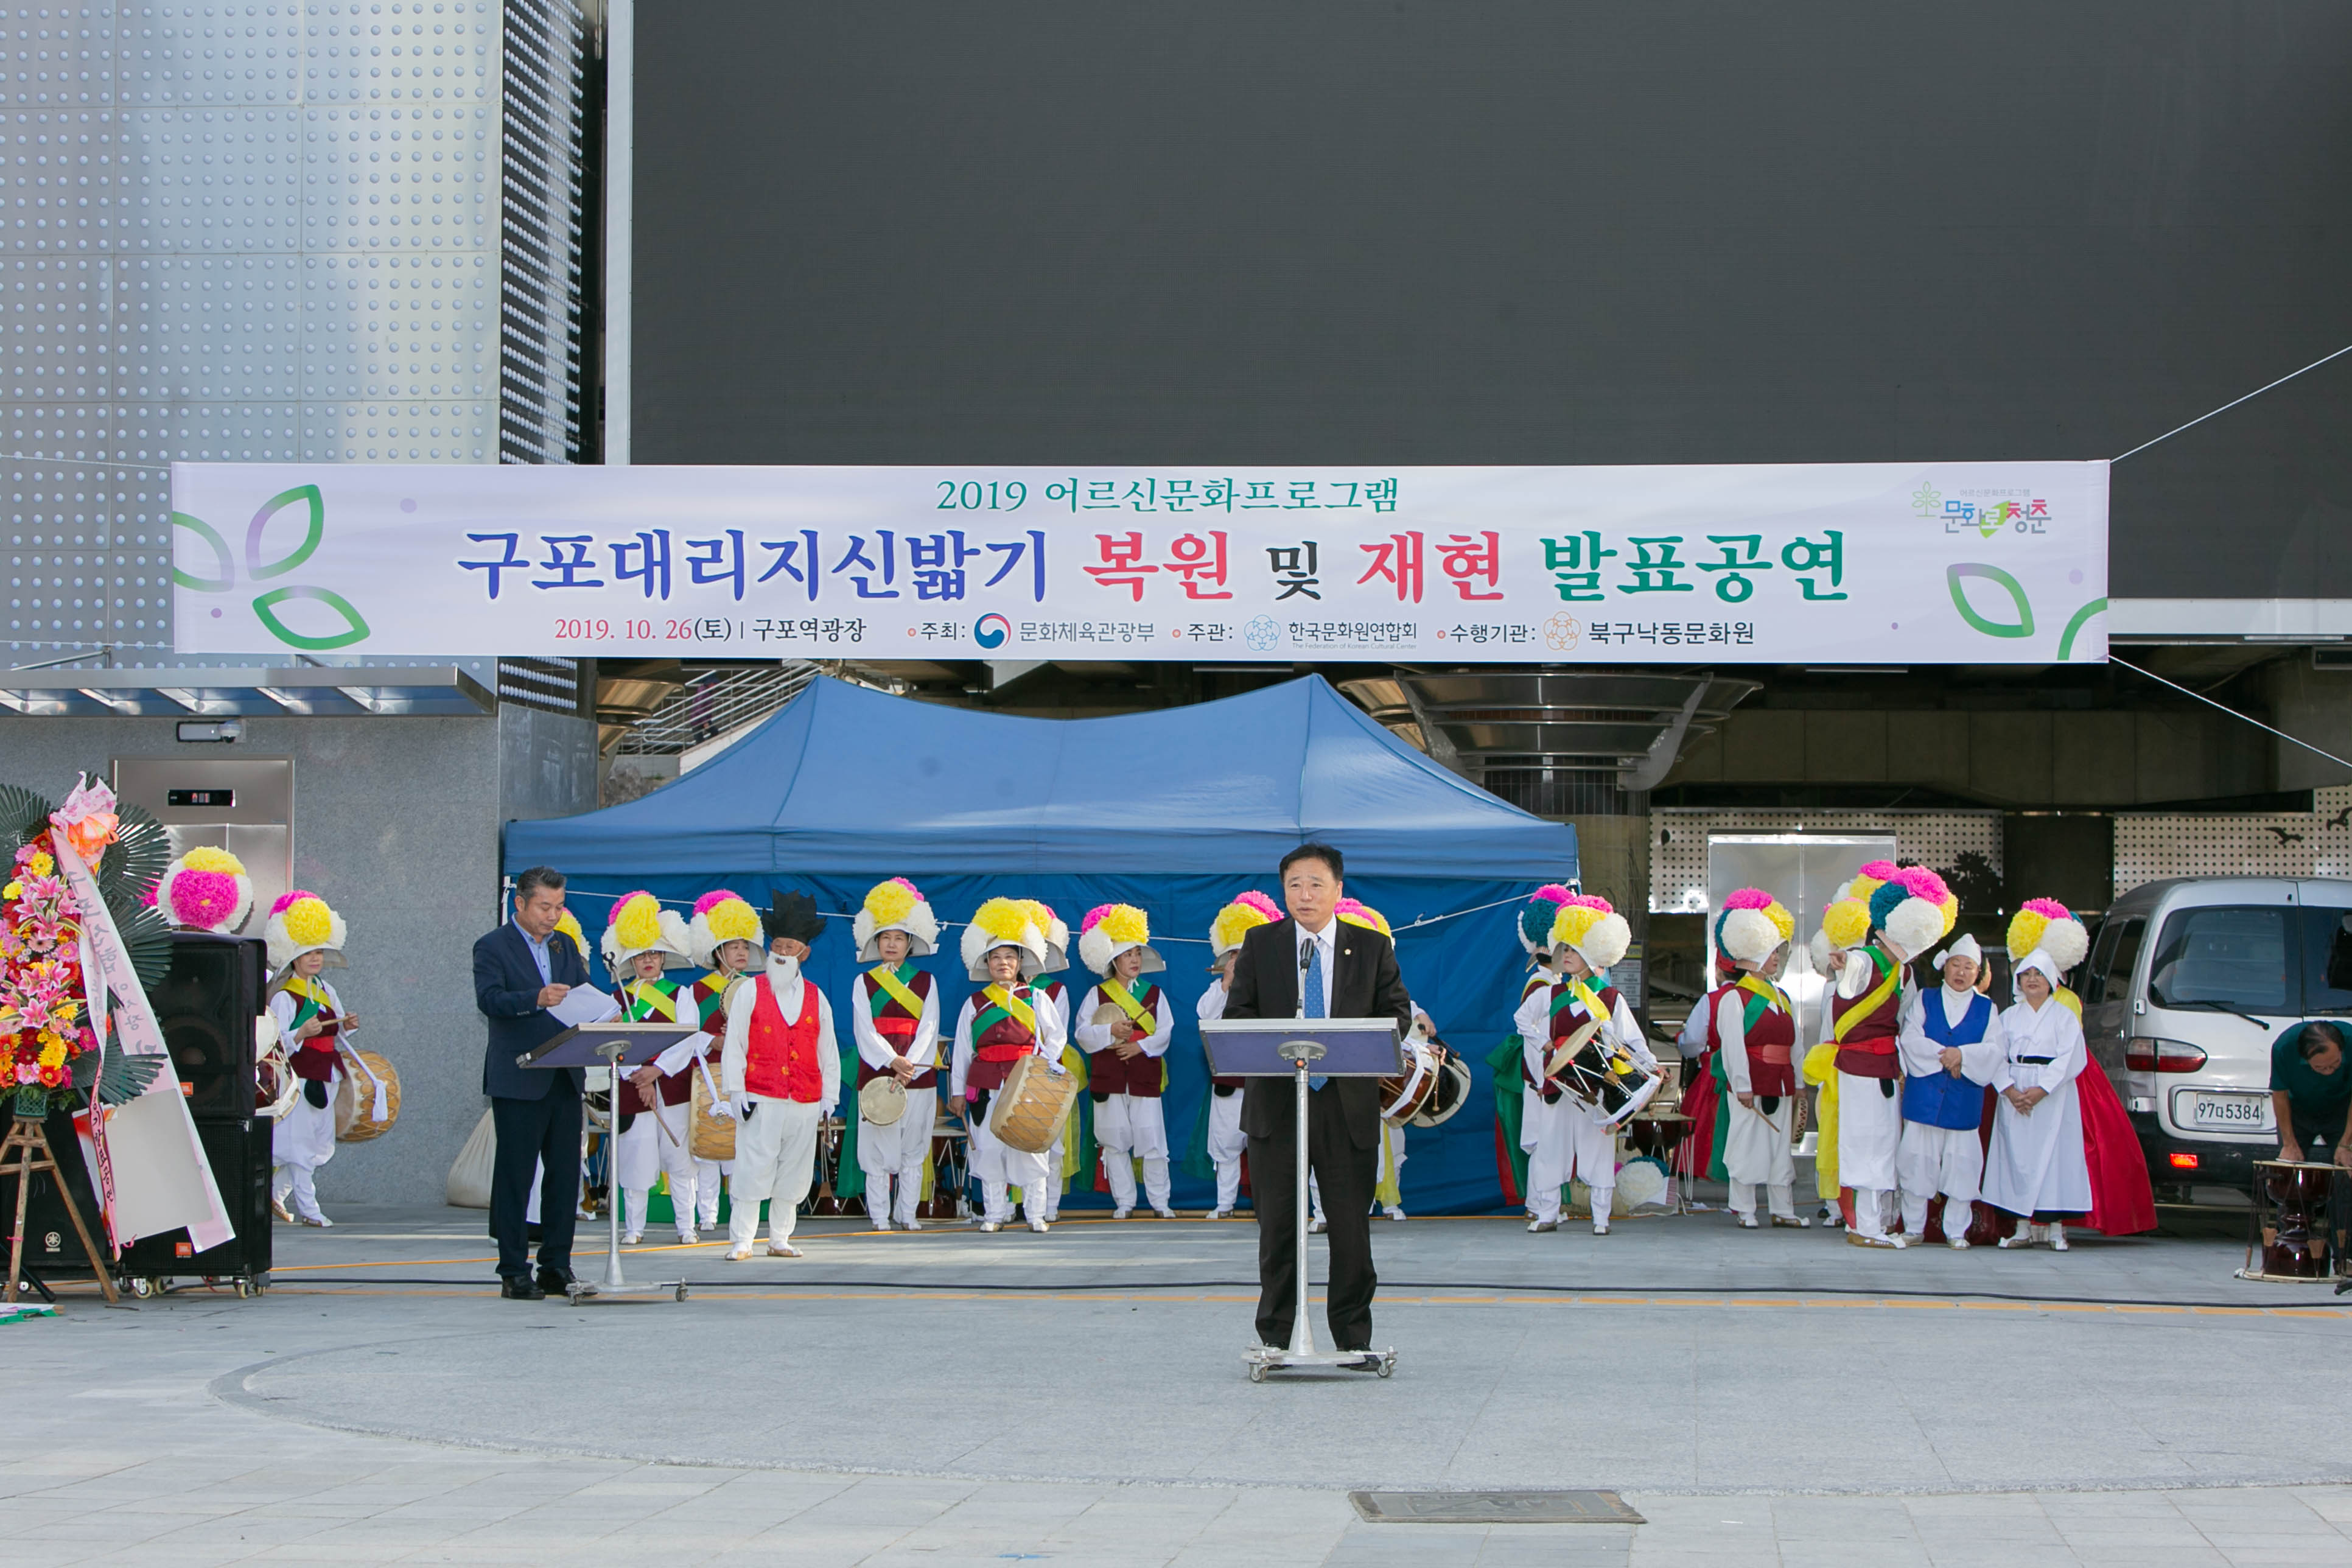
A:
[1202,1018,1404,1381]
[520,1020,705,1303]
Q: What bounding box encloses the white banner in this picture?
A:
[172,463,2109,663]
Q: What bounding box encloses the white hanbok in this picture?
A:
[267,981,342,1222]
[1895,984,2005,1237]
[950,986,1066,1223]
[1198,979,1248,1211]
[1981,994,2093,1219]
[1713,981,1798,1222]
[1031,981,1075,1220]
[1832,951,1916,1238]
[1511,976,1653,1223]
[1076,981,1175,1213]
[850,969,942,1228]
[718,959,841,1250]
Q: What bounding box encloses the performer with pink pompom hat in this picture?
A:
[1704,889,1807,1230]
[156,845,255,936]
[1827,863,1955,1247]
[849,878,943,1230]
[1075,903,1177,1218]
[264,890,352,1226]
[1196,890,1281,1216]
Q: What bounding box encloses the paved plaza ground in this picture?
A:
[5,1202,2349,1565]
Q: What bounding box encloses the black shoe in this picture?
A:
[537,1269,586,1298]
[500,1276,545,1301]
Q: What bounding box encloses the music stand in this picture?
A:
[520,1021,705,1302]
[1203,1017,1404,1381]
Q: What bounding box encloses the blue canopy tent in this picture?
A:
[505,675,1578,1214]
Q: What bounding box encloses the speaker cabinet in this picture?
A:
[149,933,267,1122]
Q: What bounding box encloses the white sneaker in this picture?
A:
[726,1244,754,1261]
[903,1217,923,1231]
[1527,1219,1558,1233]
[1028,1218,1049,1234]
[872,1216,893,1231]
[765,1241,802,1258]
[1113,1207,1133,1220]
[1153,1207,1177,1219]
[1208,1208,1233,1220]
[1309,1216,1328,1234]
[978,1220,1001,1233]
[1736,1214,1760,1230]
[621,1232,642,1246]
[1948,1236,1971,1250]
[2049,1223,2068,1252]
[1385,1206,1406,1222]
[1592,1219,1611,1236]
[298,1213,332,1228]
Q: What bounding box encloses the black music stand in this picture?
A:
[521,1020,705,1302]
[1202,1017,1404,1381]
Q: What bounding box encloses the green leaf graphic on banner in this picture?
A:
[251,585,371,651]
[1946,564,2035,639]
[2057,597,2109,661]
[169,511,235,592]
[245,484,325,580]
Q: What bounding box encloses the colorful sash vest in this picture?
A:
[1704,974,1796,1097]
[1087,979,1166,1098]
[856,964,937,1090]
[1830,945,1905,1079]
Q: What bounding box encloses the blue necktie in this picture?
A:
[1304,939,1328,1090]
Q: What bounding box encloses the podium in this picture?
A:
[520,1020,706,1302]
[1202,1017,1404,1381]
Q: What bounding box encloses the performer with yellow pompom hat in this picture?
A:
[850,878,943,1231]
[1075,903,1177,1219]
[1706,889,1807,1230]
[1196,891,1281,1217]
[1021,900,1083,1225]
[600,891,697,1245]
[1802,886,1872,1230]
[264,889,352,1226]
[1894,931,2004,1248]
[1827,863,1955,1247]
[950,897,1065,1233]
[661,888,765,1233]
[1511,894,1652,1235]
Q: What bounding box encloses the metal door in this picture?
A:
[1706,834,1897,1046]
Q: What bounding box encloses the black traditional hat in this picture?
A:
[762,889,826,945]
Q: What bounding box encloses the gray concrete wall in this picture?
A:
[2266,657,2352,793]
[0,712,565,1206]
[1667,706,2270,806]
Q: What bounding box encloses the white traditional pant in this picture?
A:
[858,1087,937,1227]
[1206,1087,1247,1211]
[1095,1093,1171,1211]
[616,1099,715,1239]
[1522,1088,1618,1223]
[968,1096,1051,1222]
[1836,1071,1903,1236]
[1721,1093,1797,1220]
[1898,1119,1987,1237]
[727,1094,824,1248]
[271,1087,337,1222]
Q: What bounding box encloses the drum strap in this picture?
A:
[341,1043,390,1124]
[977,984,1037,1037]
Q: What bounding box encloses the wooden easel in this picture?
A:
[2,1115,119,1305]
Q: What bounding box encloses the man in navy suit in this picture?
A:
[474,866,592,1299]
[1228,843,1415,1357]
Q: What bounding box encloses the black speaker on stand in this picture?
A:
[10,933,274,1298]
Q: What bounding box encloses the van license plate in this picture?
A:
[2180,1091,2273,1132]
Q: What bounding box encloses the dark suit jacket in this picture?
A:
[475,921,589,1099]
[1227,916,1415,1150]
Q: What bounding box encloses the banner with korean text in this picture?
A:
[171,463,2109,663]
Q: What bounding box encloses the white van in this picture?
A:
[2081,877,2352,1202]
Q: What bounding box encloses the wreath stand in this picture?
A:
[3,1113,119,1306]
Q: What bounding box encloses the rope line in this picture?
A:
[2112,340,2352,462]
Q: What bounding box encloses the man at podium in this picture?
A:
[1225,844,1415,1356]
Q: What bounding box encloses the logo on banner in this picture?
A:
[172,483,374,651]
[973,613,1012,649]
[1243,615,1282,653]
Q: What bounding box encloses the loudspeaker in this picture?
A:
[150,933,268,1121]
[13,1111,273,1287]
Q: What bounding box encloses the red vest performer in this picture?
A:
[850,877,945,1231]
[1831,865,1956,1248]
[951,896,1066,1233]
[718,891,839,1261]
[1076,903,1176,1218]
[1706,890,1807,1230]
[743,971,827,1102]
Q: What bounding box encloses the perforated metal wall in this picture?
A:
[2112,786,2352,895]
[2,1,581,670]
[1651,808,2004,914]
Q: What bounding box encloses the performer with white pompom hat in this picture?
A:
[600,890,698,1245]
[1894,931,2005,1248]
[849,878,943,1231]
[264,889,352,1227]
[1195,890,1281,1217]
[1511,893,1653,1236]
[1075,903,1177,1219]
[1704,889,1807,1230]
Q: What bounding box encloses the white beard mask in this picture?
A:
[766,953,801,987]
